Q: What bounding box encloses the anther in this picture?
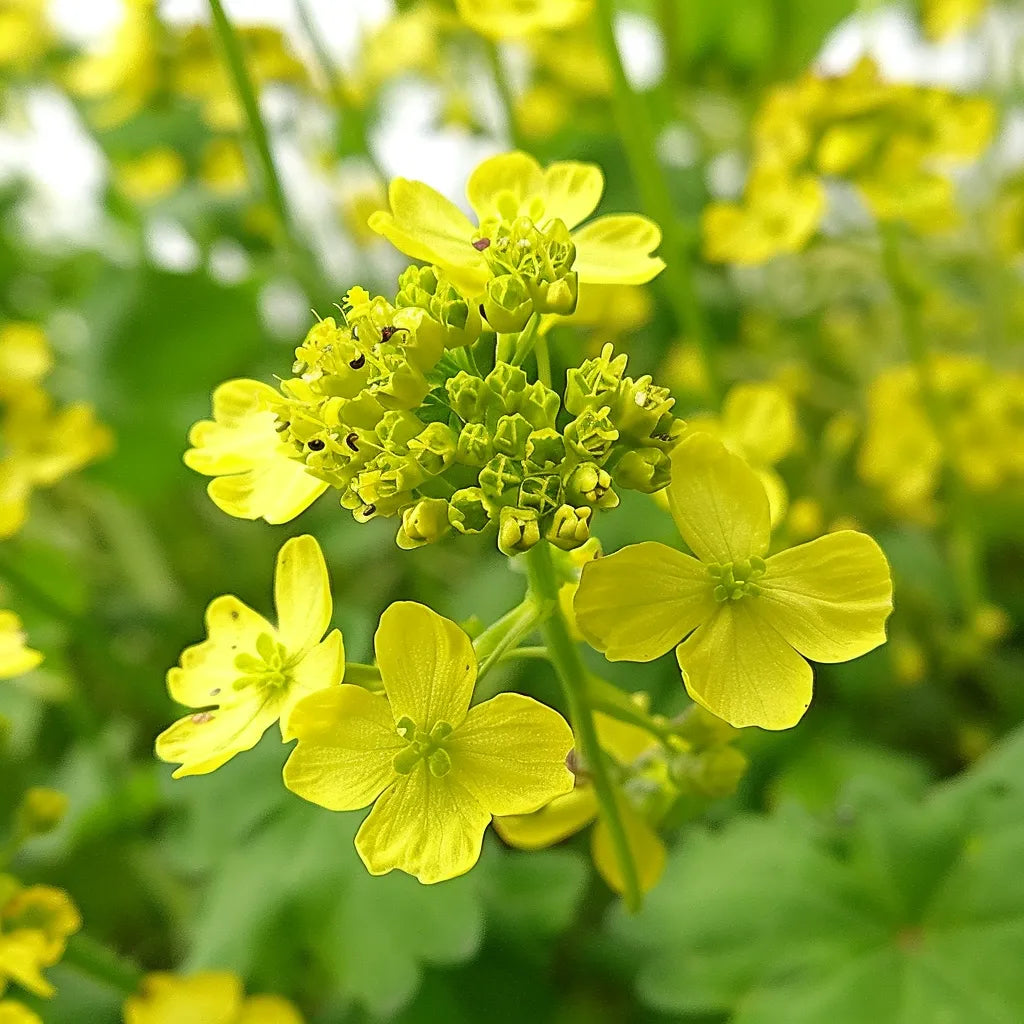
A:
[349,352,366,369]
[307,439,326,451]
[472,237,491,251]
[345,432,359,452]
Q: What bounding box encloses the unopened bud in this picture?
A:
[547,504,592,550]
[497,506,541,556]
[15,787,69,837]
[396,498,451,549]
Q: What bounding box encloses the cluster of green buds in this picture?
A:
[473,214,579,331]
[668,706,748,800]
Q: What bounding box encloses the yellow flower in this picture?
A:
[200,138,249,197]
[0,881,81,999]
[494,710,667,894]
[124,972,303,1024]
[703,169,825,265]
[685,381,797,524]
[922,0,988,38]
[0,612,42,681]
[0,0,51,72]
[368,151,666,299]
[574,434,893,730]
[0,324,52,396]
[115,148,186,204]
[0,1001,42,1024]
[184,379,328,525]
[284,601,574,883]
[156,536,344,778]
[455,0,593,40]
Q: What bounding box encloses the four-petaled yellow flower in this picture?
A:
[124,971,303,1024]
[574,433,893,730]
[156,536,343,777]
[368,151,666,299]
[495,710,667,894]
[455,0,593,40]
[0,880,81,1000]
[0,613,42,681]
[184,379,328,526]
[284,601,575,883]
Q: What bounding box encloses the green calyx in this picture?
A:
[708,557,767,601]
[232,632,296,692]
[392,716,454,778]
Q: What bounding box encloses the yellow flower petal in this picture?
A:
[374,602,476,731]
[237,995,305,1024]
[571,214,666,285]
[283,685,401,811]
[595,710,657,765]
[492,785,599,849]
[668,433,771,564]
[0,462,30,540]
[0,1000,44,1024]
[591,800,666,894]
[455,0,594,39]
[0,611,43,680]
[676,602,813,731]
[156,697,280,778]
[721,382,796,467]
[279,629,345,740]
[574,541,715,662]
[2,886,81,962]
[0,932,54,998]
[274,535,332,654]
[166,595,274,708]
[758,531,893,663]
[466,151,544,223]
[447,692,574,816]
[206,452,328,525]
[124,972,242,1024]
[368,179,485,293]
[354,764,491,883]
[541,160,604,230]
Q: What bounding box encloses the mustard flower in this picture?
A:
[368,151,666,300]
[574,434,893,730]
[124,972,303,1024]
[284,601,574,883]
[0,1001,42,1024]
[0,324,52,397]
[495,710,667,894]
[184,379,328,525]
[0,881,81,1000]
[115,148,186,204]
[455,0,593,40]
[156,536,344,778]
[0,613,41,681]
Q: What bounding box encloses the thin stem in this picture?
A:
[484,40,526,151]
[880,226,983,618]
[344,662,384,691]
[534,332,552,389]
[587,675,675,744]
[474,598,542,680]
[207,0,294,248]
[499,645,550,663]
[510,313,541,366]
[593,0,719,403]
[62,934,143,996]
[524,542,642,911]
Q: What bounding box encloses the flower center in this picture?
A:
[707,557,766,602]
[392,716,454,777]
[232,632,296,692]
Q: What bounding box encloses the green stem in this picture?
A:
[62,934,143,996]
[593,0,719,403]
[474,598,542,680]
[484,40,526,151]
[345,662,384,691]
[587,675,675,744]
[534,331,552,389]
[499,645,550,663]
[510,313,541,366]
[207,0,295,250]
[524,542,642,911]
[880,226,983,618]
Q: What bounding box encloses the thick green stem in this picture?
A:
[207,0,295,250]
[62,934,143,996]
[880,226,983,618]
[593,0,719,403]
[524,542,642,911]
[474,597,542,680]
[484,40,527,151]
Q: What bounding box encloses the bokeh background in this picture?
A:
[1,0,1023,1021]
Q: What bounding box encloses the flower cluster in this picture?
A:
[0,323,111,539]
[124,971,303,1024]
[704,57,995,264]
[859,354,1024,521]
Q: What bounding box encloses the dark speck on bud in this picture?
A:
[345,431,359,452]
[472,237,491,251]
[307,438,326,451]
[349,352,366,369]
[381,325,407,342]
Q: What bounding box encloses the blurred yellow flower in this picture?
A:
[0,325,51,397]
[156,536,344,778]
[200,138,250,197]
[369,151,666,304]
[455,0,593,40]
[0,612,41,681]
[184,379,328,525]
[284,601,574,883]
[922,0,988,38]
[115,148,186,204]
[124,972,303,1024]
[0,1002,41,1024]
[574,433,893,730]
[0,881,80,1000]
[0,0,51,72]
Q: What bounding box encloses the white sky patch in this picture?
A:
[615,11,665,91]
